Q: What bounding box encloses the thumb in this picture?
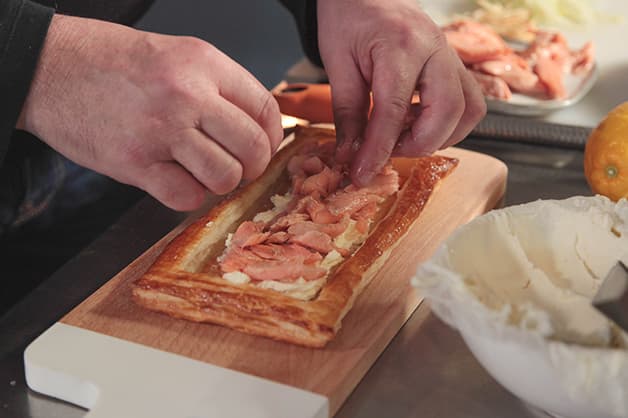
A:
[327,60,370,164]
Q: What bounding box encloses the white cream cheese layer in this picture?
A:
[252,193,293,223]
[222,250,345,300]
[333,219,368,250]
[222,193,370,300]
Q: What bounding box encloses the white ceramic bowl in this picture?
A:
[412,196,628,418]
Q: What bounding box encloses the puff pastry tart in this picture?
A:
[132,126,458,347]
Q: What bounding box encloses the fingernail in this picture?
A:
[338,139,352,153]
[354,164,374,186]
[335,140,350,163]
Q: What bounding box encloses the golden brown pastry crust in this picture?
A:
[132,126,458,347]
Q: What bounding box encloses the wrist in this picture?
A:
[17,14,79,134]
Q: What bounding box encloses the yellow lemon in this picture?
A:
[584,102,628,201]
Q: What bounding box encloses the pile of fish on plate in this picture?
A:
[443,19,594,101]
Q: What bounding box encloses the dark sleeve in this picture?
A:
[278,0,322,68]
[0,0,54,167]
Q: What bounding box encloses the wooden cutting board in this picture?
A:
[25,146,507,418]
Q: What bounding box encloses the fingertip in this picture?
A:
[327,61,370,163]
[350,160,376,187]
[269,101,285,154]
[211,159,243,195]
[335,138,354,164]
[242,132,271,181]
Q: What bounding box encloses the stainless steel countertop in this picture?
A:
[0,134,590,418]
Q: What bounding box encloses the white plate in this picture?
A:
[422,0,628,126]
[486,63,599,117]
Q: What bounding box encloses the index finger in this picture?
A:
[395,46,465,157]
[350,54,420,186]
[211,48,284,154]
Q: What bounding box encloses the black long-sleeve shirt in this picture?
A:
[0,0,318,168]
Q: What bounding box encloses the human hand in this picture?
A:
[18,14,283,211]
[317,0,486,186]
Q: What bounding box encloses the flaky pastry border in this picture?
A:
[132,126,458,347]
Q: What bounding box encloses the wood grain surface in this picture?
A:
[61,146,507,416]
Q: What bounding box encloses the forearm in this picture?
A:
[0,0,54,165]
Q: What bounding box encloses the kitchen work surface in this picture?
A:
[0,135,592,418]
[22,147,507,418]
[5,2,621,416]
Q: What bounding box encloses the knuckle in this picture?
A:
[423,17,447,47]
[255,93,283,151]
[152,39,213,104]
[381,95,410,120]
[247,131,271,177]
[333,104,355,121]
[154,67,194,103]
[256,91,280,122]
[430,30,448,50]
[181,36,216,59]
[269,121,284,152]
[467,96,487,122]
[212,160,243,194]
[119,143,149,168]
[418,29,448,58]
[394,23,421,51]
[441,92,466,120]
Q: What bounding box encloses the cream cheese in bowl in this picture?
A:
[412,196,628,418]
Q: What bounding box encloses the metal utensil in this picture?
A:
[593,261,628,332]
[473,113,592,150]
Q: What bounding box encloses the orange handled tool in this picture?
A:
[272,82,420,124]
[272,83,335,123]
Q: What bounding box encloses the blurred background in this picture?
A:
[137,0,304,88]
